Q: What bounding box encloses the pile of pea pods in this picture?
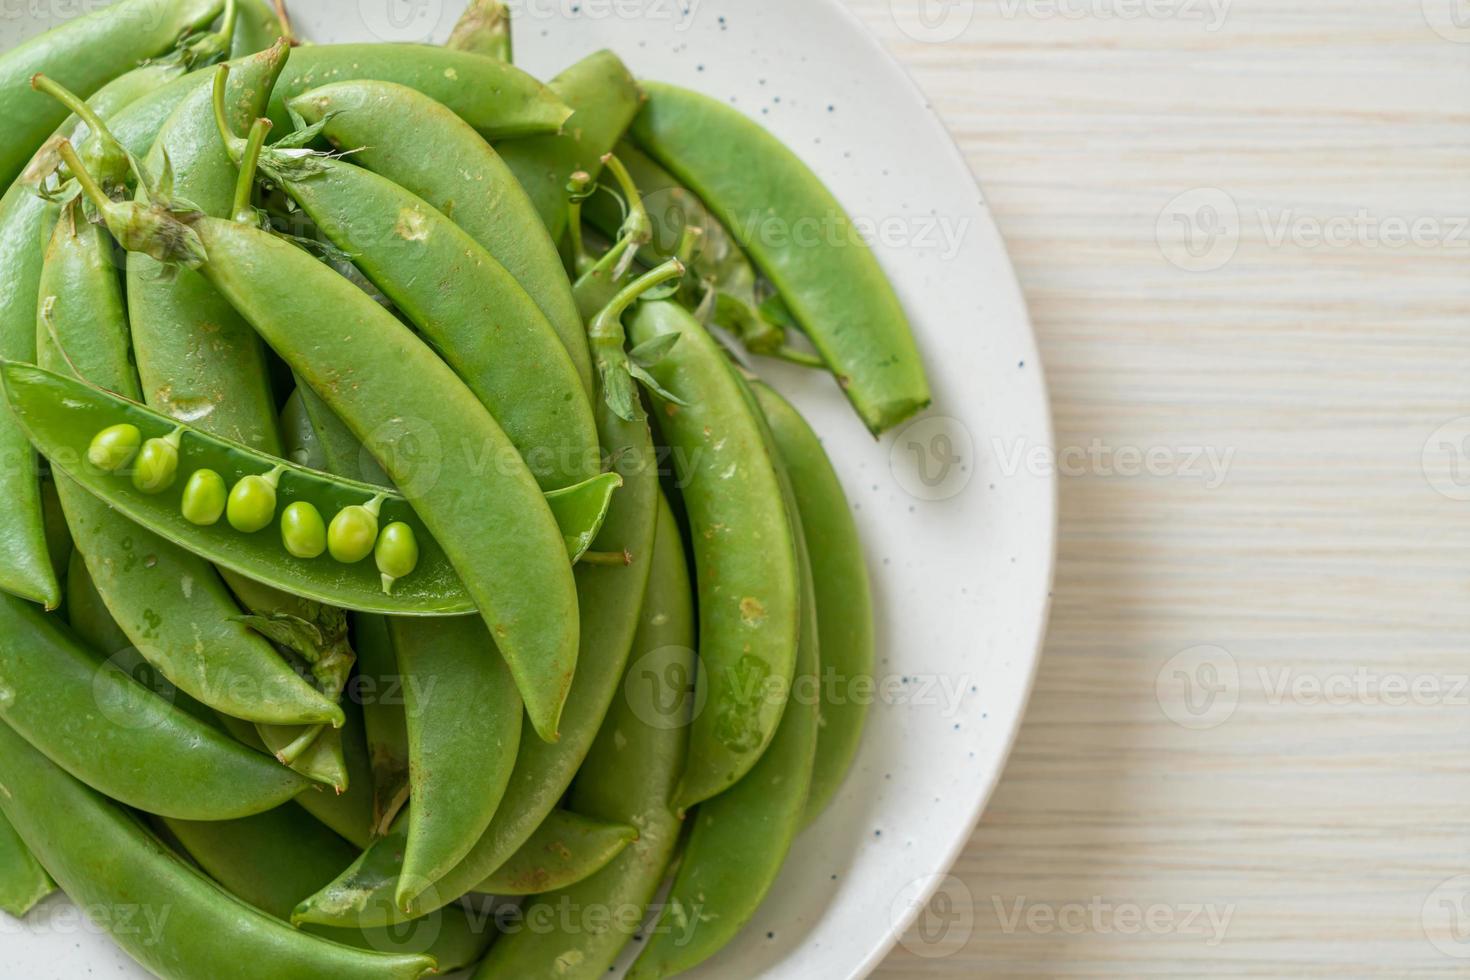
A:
[0,0,932,976]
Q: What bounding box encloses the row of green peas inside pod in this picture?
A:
[87,422,418,592]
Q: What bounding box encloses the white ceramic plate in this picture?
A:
[1,1,1053,977]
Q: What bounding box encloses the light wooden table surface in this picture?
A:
[852,1,1470,976]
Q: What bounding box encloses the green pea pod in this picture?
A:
[289,80,593,399]
[495,51,644,243]
[474,494,693,979]
[0,588,308,819]
[162,807,492,970]
[34,205,339,729]
[446,0,513,61]
[626,407,820,980]
[632,81,932,433]
[752,381,874,823]
[128,40,289,452]
[2,363,620,615]
[255,146,598,491]
[0,811,54,918]
[230,0,287,59]
[268,44,569,138]
[0,0,223,187]
[290,301,670,930]
[626,300,800,810]
[474,809,636,897]
[0,720,435,980]
[175,213,578,740]
[389,614,522,907]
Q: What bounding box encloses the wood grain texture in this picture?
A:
[850,1,1470,975]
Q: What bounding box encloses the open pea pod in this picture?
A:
[1,363,621,616]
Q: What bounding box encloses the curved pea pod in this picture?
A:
[474,494,694,978]
[0,0,223,187]
[268,44,569,138]
[293,381,393,486]
[493,50,644,242]
[261,151,598,490]
[474,810,636,897]
[626,454,820,980]
[627,300,800,810]
[182,215,579,740]
[34,209,340,729]
[289,80,593,398]
[447,0,513,61]
[389,615,522,907]
[162,807,493,971]
[0,589,308,819]
[753,381,875,823]
[632,81,932,433]
[128,40,289,452]
[2,363,621,616]
[0,720,436,980]
[292,349,660,929]
[0,812,54,917]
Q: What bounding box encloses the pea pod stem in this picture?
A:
[231,116,271,223]
[29,73,110,153]
[566,170,595,276]
[588,258,685,423]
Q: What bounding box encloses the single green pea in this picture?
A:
[130,429,182,494]
[375,522,419,594]
[281,501,327,559]
[87,424,141,473]
[328,495,384,564]
[181,469,227,526]
[227,466,284,533]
